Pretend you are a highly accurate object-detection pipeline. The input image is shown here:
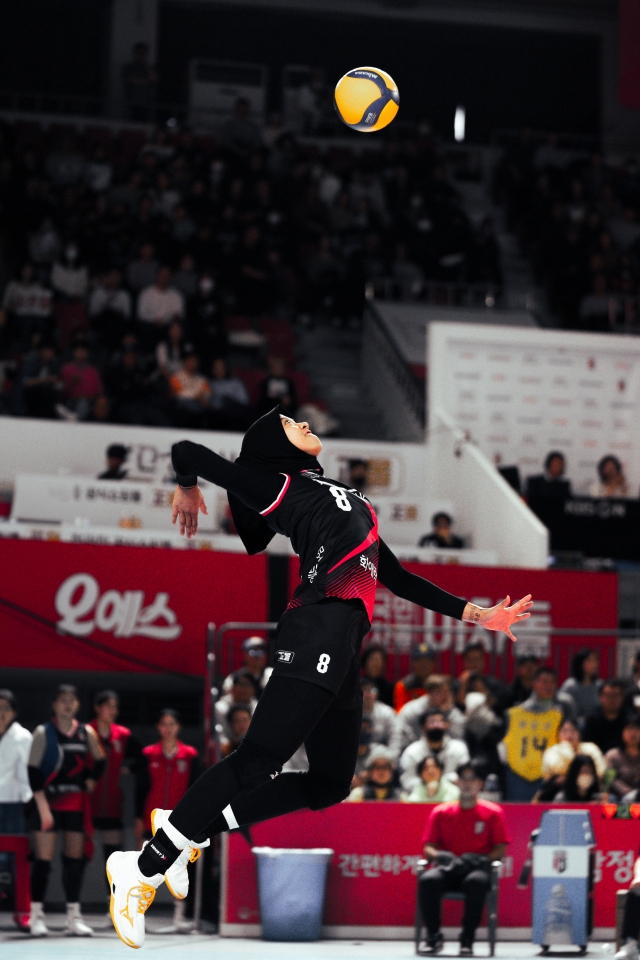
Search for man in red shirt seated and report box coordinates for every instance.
[419,758,509,957]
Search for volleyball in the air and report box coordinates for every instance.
[334,67,399,133]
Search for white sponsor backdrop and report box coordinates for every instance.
[428,322,640,495]
[0,417,441,544]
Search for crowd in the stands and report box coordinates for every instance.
[0,105,502,429]
[495,131,640,331]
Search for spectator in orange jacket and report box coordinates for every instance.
[394,645,436,712]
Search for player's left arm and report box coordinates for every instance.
[377,538,532,642]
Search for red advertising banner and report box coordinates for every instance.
[0,539,267,675]
[222,803,635,935]
[289,561,618,681]
[619,0,640,109]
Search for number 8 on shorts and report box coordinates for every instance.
[317,653,331,674]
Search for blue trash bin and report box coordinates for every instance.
[252,847,334,941]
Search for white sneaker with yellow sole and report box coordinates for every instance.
[106,850,164,949]
[150,808,210,900]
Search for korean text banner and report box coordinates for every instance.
[289,560,618,680]
[0,539,267,674]
[222,803,632,936]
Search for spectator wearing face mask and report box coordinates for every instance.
[399,709,470,795]
[347,749,401,802]
[405,755,461,804]
[536,719,605,802]
[455,643,505,713]
[553,754,603,802]
[392,675,466,758]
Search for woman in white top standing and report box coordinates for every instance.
[0,690,32,923]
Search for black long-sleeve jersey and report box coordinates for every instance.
[172,440,467,624]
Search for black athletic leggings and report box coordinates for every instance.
[169,675,362,843]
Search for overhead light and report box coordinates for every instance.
[454,106,465,142]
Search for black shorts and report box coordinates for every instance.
[272,599,370,708]
[28,806,84,833]
[93,816,123,831]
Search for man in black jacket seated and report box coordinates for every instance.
[525,451,572,501]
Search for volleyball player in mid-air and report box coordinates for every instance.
[107,406,532,948]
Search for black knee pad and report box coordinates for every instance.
[227,738,283,791]
[304,769,351,811]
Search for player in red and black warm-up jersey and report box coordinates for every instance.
[107,406,533,948]
[88,690,141,876]
[134,710,201,844]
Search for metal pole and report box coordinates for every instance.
[195,621,215,933]
[192,849,204,934]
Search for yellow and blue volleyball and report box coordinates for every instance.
[334,66,399,133]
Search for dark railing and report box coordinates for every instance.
[490,128,600,153]
[364,298,426,429]
[366,277,504,309]
[0,89,105,118]
[0,89,187,125]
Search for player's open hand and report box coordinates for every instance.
[172,484,208,538]
[479,594,533,643]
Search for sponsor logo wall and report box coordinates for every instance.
[222,804,629,936]
[0,539,267,674]
[428,323,640,495]
[0,417,427,498]
[0,418,429,541]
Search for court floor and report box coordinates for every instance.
[0,918,602,960]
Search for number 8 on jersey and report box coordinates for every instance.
[317,654,331,673]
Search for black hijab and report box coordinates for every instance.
[228,406,322,554]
